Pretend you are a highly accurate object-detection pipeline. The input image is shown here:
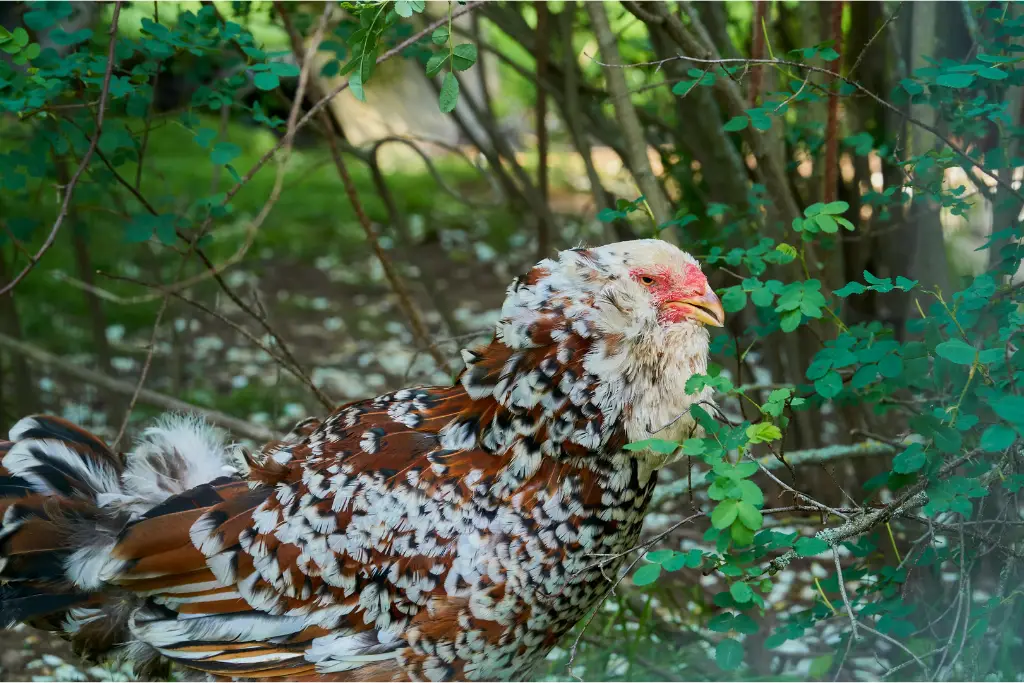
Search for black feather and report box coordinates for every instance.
[138,476,238,519]
[0,582,89,625]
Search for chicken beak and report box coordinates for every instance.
[671,289,725,327]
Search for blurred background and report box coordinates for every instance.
[0,1,1022,680]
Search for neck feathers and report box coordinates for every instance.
[457,257,712,464]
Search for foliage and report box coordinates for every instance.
[0,1,1022,682]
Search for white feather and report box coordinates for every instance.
[2,438,120,497]
[65,543,126,590]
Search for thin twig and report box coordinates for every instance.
[68,143,333,410]
[112,288,172,449]
[747,452,852,521]
[275,2,448,369]
[858,623,928,673]
[95,272,307,387]
[833,547,859,641]
[767,451,987,574]
[849,2,905,77]
[112,2,333,448]
[0,2,123,297]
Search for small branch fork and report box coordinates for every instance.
[111,2,333,449]
[274,1,447,369]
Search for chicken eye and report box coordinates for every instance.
[638,275,656,287]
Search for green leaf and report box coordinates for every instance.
[977,53,1017,63]
[901,78,924,95]
[438,71,459,113]
[795,536,830,556]
[348,69,365,102]
[711,500,739,529]
[746,422,782,444]
[194,128,217,149]
[980,424,1016,452]
[834,281,866,297]
[877,354,904,379]
[893,442,926,474]
[780,309,802,333]
[851,363,879,389]
[935,339,976,365]
[210,142,241,165]
[809,653,834,678]
[715,638,744,671]
[425,52,447,78]
[835,216,856,231]
[715,461,758,479]
[23,10,57,31]
[815,214,839,233]
[988,395,1024,426]
[645,549,674,564]
[749,113,772,131]
[978,66,1008,80]
[633,563,662,586]
[431,26,450,45]
[821,200,849,214]
[51,28,93,46]
[937,72,976,88]
[623,438,678,454]
[709,478,739,501]
[268,62,301,77]
[452,43,477,71]
[722,286,747,313]
[723,116,749,132]
[737,479,765,506]
[736,501,763,530]
[814,371,842,399]
[394,0,425,17]
[253,72,280,91]
[730,581,754,603]
[708,612,735,632]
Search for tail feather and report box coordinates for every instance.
[0,412,246,667]
[1,416,123,502]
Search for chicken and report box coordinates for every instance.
[0,239,724,681]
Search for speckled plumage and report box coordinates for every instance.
[0,240,723,681]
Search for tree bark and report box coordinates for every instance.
[905,1,952,302]
[586,2,675,236]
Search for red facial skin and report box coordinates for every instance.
[629,263,711,325]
